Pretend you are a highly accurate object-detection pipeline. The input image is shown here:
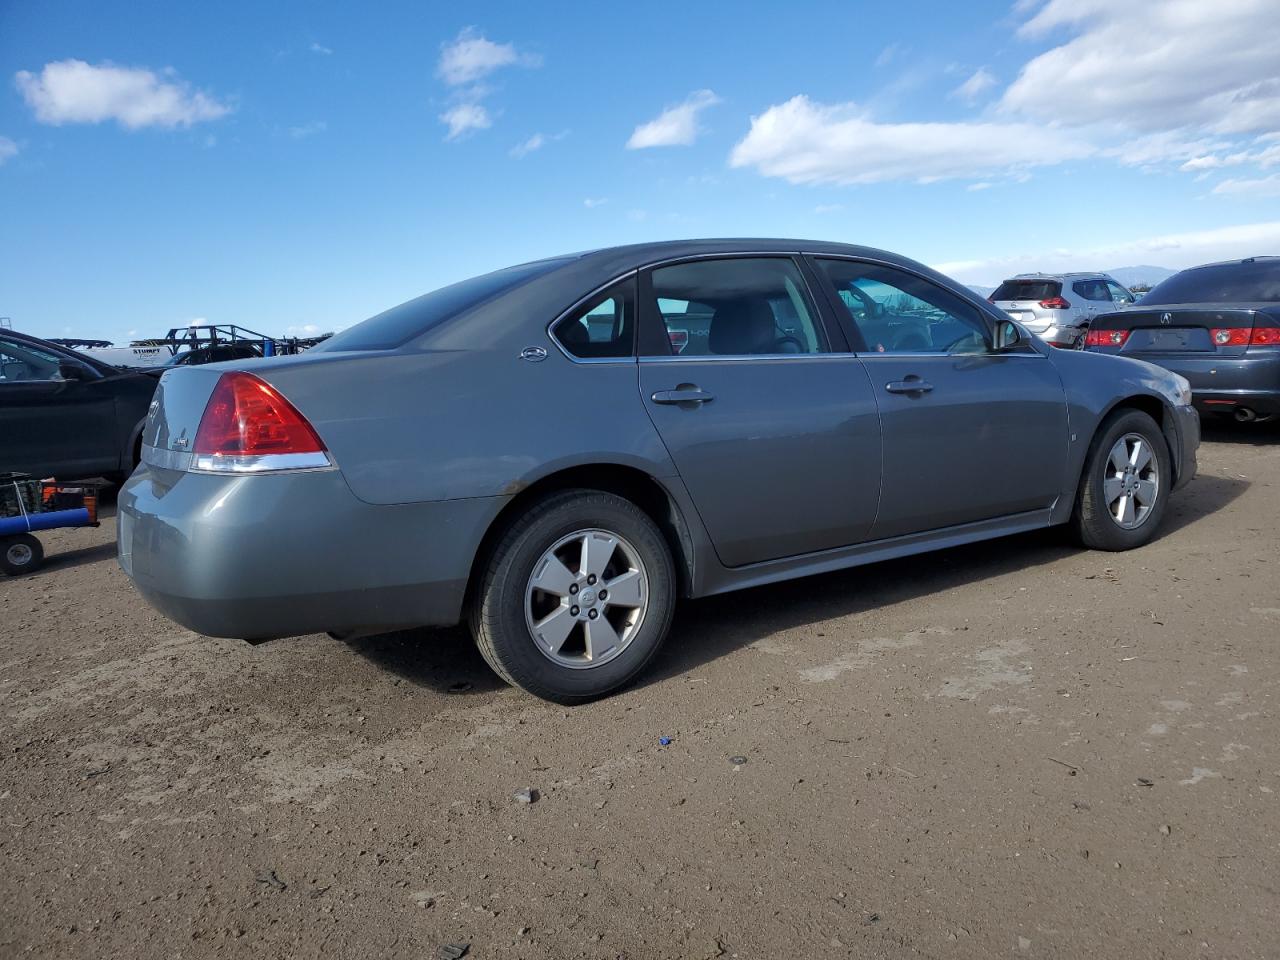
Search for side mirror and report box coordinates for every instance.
[994,319,1023,350]
[57,360,92,381]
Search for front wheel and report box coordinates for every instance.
[470,490,676,703]
[1071,409,1171,550]
[1,534,44,575]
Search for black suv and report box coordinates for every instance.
[0,329,159,480]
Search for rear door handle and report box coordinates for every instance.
[885,379,933,394]
[651,387,715,405]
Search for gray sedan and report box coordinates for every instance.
[119,240,1200,702]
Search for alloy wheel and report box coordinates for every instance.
[524,528,649,669]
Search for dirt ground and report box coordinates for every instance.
[2,420,1278,960]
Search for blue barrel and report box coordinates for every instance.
[0,507,92,536]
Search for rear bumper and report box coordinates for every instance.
[118,465,506,641]
[1120,351,1280,416]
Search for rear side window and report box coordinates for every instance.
[316,257,572,351]
[991,279,1061,301]
[1072,279,1111,301]
[1143,260,1280,304]
[552,278,635,359]
[643,258,826,357]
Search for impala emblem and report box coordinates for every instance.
[520,345,548,362]
[1160,313,1172,325]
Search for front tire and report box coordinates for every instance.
[1071,409,1171,550]
[1,534,44,575]
[470,490,676,704]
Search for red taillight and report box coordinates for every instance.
[1251,327,1280,345]
[193,372,326,458]
[668,329,689,354]
[1210,327,1250,347]
[1039,296,1070,309]
[1085,328,1129,347]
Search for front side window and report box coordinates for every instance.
[816,260,990,355]
[644,258,826,357]
[1106,281,1134,305]
[552,279,634,359]
[0,338,63,382]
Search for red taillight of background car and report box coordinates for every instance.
[1039,296,1070,309]
[1211,327,1280,346]
[191,372,330,471]
[668,329,689,354]
[1084,328,1130,347]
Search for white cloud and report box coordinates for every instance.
[627,89,720,149]
[1180,139,1280,172]
[511,132,545,157]
[510,130,566,158]
[874,44,900,68]
[1003,0,1280,136]
[1212,174,1280,198]
[934,220,1280,285]
[0,136,16,164]
[729,95,1092,185]
[967,181,993,191]
[439,103,491,140]
[951,67,996,103]
[437,27,539,86]
[15,59,231,129]
[583,197,608,208]
[287,120,327,139]
[309,42,333,55]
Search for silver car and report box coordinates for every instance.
[118,240,1199,703]
[990,273,1136,348]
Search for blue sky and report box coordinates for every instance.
[2,0,1279,344]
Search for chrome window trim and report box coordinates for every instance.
[805,252,1051,359]
[545,269,640,365]
[639,352,862,363]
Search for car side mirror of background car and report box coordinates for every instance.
[57,359,92,381]
[994,320,1023,351]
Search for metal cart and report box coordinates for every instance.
[0,474,104,575]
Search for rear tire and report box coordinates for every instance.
[1,534,44,575]
[470,489,676,704]
[1071,409,1171,550]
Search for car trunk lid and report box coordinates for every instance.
[1087,305,1273,358]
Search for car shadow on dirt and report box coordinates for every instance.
[1199,417,1280,445]
[344,472,1247,697]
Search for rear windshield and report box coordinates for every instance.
[316,257,570,351]
[1142,260,1280,305]
[991,280,1061,301]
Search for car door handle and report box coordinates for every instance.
[885,379,933,394]
[651,387,715,405]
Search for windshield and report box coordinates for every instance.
[316,257,572,352]
[991,280,1061,301]
[1143,260,1280,304]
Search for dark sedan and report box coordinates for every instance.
[0,329,159,480]
[119,239,1199,702]
[1084,257,1280,422]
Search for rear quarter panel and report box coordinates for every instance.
[257,348,677,506]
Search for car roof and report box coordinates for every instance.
[1173,255,1279,270]
[1003,272,1113,281]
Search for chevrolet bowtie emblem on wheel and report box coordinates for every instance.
[1160,313,1172,324]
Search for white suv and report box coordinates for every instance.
[989,273,1135,348]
